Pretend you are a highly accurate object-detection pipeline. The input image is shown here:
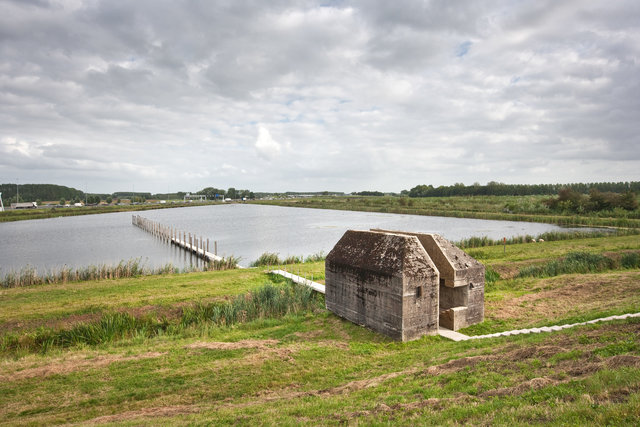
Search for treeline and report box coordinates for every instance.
[0,183,258,204]
[406,181,640,198]
[353,191,385,196]
[0,183,84,204]
[196,187,254,200]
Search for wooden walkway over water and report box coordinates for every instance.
[132,215,242,267]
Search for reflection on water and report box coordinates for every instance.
[0,204,595,273]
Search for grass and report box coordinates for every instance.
[517,252,619,278]
[1,281,323,355]
[250,251,326,267]
[0,256,241,288]
[0,236,639,424]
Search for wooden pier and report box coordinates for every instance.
[132,215,242,267]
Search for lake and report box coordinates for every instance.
[0,203,595,273]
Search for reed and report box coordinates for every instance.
[251,252,282,267]
[251,251,326,267]
[0,257,238,288]
[517,252,618,278]
[0,282,323,354]
[180,281,322,328]
[304,251,326,263]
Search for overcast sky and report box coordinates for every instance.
[1,0,639,194]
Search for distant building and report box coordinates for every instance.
[325,229,484,341]
[11,202,37,209]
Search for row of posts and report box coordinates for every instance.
[132,214,218,260]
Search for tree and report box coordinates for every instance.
[619,191,639,211]
[106,196,113,204]
[227,187,238,200]
[60,198,66,205]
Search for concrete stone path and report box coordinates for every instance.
[270,270,326,294]
[445,312,640,341]
[270,270,640,342]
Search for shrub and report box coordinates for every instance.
[251,252,282,267]
[621,252,640,269]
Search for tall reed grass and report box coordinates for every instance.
[180,281,322,327]
[516,251,640,278]
[0,281,323,354]
[1,257,240,288]
[251,251,326,267]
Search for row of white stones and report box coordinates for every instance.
[465,312,640,340]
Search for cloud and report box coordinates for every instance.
[0,0,638,193]
[254,126,282,160]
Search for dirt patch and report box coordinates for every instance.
[216,323,639,414]
[186,339,297,364]
[2,305,184,333]
[185,339,280,351]
[315,340,350,350]
[291,330,324,339]
[422,355,490,376]
[224,368,418,409]
[605,355,640,368]
[488,271,640,325]
[492,258,548,279]
[3,351,165,382]
[86,405,199,424]
[482,377,556,397]
[1,313,102,333]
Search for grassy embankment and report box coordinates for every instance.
[1,234,640,424]
[252,195,640,228]
[0,201,220,223]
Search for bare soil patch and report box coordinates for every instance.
[1,305,184,333]
[185,339,280,351]
[2,351,165,382]
[488,271,640,324]
[86,405,200,424]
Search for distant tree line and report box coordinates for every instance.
[406,181,640,198]
[196,187,254,200]
[0,183,84,204]
[352,191,385,196]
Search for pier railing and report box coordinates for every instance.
[132,215,242,268]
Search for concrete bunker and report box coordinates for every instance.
[325,229,484,341]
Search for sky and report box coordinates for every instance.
[1,0,639,194]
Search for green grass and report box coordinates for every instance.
[1,281,323,355]
[0,257,240,288]
[517,252,618,278]
[250,251,326,267]
[1,236,639,425]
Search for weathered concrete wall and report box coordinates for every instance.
[370,229,485,331]
[325,230,439,341]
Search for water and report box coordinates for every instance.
[0,204,595,273]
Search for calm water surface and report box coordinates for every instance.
[0,204,593,273]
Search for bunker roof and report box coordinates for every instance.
[326,230,438,278]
